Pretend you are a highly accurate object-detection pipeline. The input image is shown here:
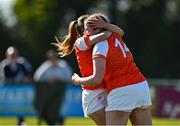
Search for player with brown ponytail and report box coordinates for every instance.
[54,13,124,125]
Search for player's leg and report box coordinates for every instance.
[89,108,106,125]
[106,110,131,126]
[129,107,152,125]
[129,80,152,125]
[105,86,133,126]
[82,89,107,125]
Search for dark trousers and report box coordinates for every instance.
[34,82,67,125]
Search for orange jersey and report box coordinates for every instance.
[92,34,145,93]
[74,35,105,90]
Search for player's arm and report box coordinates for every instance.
[72,41,108,86]
[87,16,124,37]
[103,23,124,36]
[88,31,112,46]
[72,58,106,86]
[75,32,111,51]
[80,17,124,49]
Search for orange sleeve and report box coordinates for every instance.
[83,35,91,49]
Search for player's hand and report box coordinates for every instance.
[72,73,81,85]
[86,16,107,29]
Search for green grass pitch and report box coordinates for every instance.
[0,117,180,125]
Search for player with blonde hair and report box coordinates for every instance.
[55,13,124,125]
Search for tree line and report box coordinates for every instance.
[0,0,180,78]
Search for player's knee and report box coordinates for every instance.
[89,113,106,125]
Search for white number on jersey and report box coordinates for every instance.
[115,39,129,58]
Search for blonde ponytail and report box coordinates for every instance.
[55,20,78,57]
[54,15,89,57]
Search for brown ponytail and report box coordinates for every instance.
[55,20,78,57]
[54,15,89,57]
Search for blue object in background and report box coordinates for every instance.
[0,84,83,117]
[60,84,83,117]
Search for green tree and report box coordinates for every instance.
[13,0,96,70]
[6,0,180,78]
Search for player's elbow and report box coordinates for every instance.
[104,31,112,38]
[94,78,103,85]
[92,75,103,85]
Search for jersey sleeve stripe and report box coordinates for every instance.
[92,54,106,60]
[114,33,125,45]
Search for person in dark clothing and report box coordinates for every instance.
[0,46,33,126]
[3,61,30,83]
[1,46,32,83]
